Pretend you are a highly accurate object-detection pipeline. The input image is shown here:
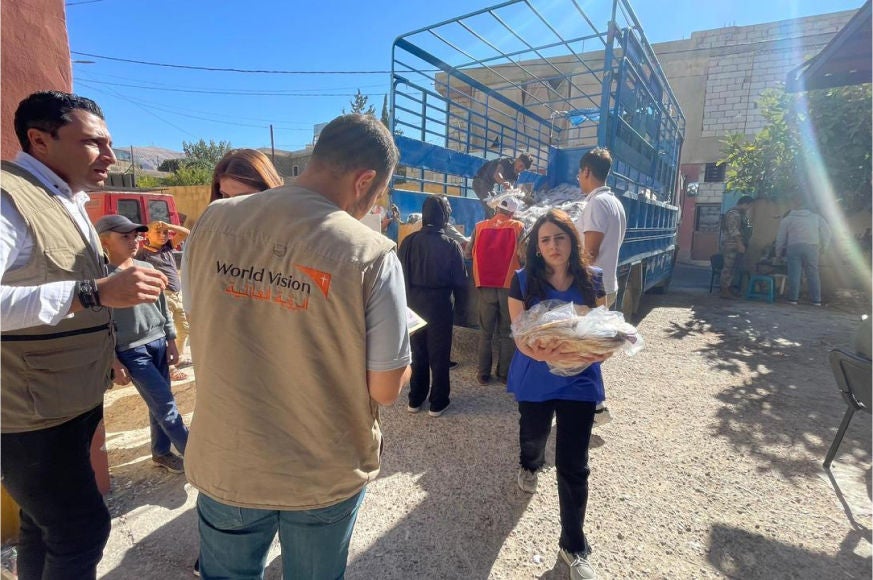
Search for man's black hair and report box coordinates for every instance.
[517,153,533,170]
[14,91,105,153]
[579,147,612,182]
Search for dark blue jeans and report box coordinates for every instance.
[197,488,366,579]
[518,399,596,556]
[1,405,111,579]
[116,338,188,456]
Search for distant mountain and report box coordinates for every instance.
[113,146,184,171]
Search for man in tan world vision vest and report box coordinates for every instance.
[1,91,168,579]
[182,114,412,579]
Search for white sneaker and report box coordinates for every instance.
[407,403,422,414]
[517,467,538,493]
[592,406,612,427]
[559,547,597,579]
[428,402,450,417]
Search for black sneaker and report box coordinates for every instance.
[152,452,184,474]
[193,557,200,576]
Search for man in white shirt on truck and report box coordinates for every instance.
[575,147,626,426]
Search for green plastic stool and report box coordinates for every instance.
[745,275,775,303]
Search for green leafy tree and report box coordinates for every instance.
[182,139,232,169]
[157,158,183,173]
[804,84,871,209]
[153,139,232,186]
[344,90,376,116]
[721,86,871,211]
[163,164,213,186]
[135,174,166,188]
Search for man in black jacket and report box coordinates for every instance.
[398,195,468,417]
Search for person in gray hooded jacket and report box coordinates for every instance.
[775,198,832,305]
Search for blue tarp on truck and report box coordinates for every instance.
[389,0,685,317]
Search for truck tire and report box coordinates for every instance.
[647,275,671,295]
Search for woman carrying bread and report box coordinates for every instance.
[506,208,610,580]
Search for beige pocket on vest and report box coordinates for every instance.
[22,343,111,419]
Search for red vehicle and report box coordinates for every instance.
[85,189,182,227]
[85,189,183,240]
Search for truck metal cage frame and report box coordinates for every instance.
[390,0,685,205]
[389,0,687,309]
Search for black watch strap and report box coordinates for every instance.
[77,279,101,309]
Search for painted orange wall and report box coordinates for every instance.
[1,0,72,159]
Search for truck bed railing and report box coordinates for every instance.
[391,0,684,201]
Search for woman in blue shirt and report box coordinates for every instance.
[506,209,608,580]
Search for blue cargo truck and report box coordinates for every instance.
[388,0,685,318]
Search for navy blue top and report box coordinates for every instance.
[385,219,399,242]
[506,267,606,403]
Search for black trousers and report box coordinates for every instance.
[1,405,111,580]
[518,399,596,556]
[408,287,455,411]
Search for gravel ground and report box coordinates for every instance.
[95,265,871,579]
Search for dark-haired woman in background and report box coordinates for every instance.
[506,208,609,580]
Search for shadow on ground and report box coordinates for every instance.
[708,524,871,579]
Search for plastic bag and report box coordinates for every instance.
[483,190,526,210]
[511,300,644,376]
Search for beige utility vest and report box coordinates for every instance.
[184,186,395,510]
[1,162,113,433]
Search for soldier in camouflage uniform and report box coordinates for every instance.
[719,195,755,298]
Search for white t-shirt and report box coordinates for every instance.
[574,186,627,294]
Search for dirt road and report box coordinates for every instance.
[95,263,871,579]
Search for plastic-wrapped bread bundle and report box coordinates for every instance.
[511,300,644,376]
[483,189,527,210]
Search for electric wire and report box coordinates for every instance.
[75,76,382,98]
[76,80,313,132]
[72,69,387,93]
[72,51,392,74]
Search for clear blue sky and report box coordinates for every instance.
[66,0,864,154]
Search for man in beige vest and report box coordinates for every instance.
[1,91,168,580]
[182,114,411,579]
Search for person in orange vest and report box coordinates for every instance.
[466,196,525,384]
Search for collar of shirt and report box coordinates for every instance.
[13,152,90,205]
[584,185,612,201]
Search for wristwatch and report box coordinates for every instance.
[76,279,102,309]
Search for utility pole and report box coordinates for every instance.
[130,145,136,188]
[270,125,276,164]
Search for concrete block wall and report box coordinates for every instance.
[697,11,854,138]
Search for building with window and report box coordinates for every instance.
[654,8,857,260]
